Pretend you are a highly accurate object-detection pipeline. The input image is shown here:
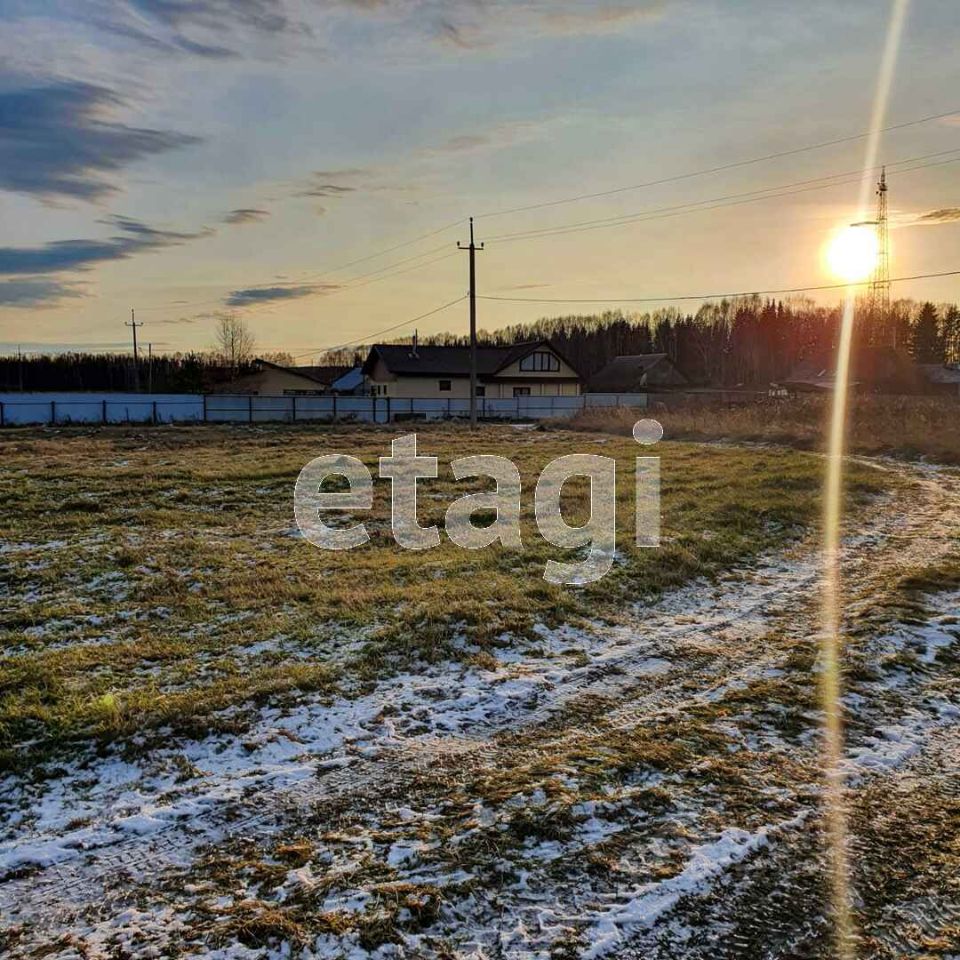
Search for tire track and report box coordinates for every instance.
[2,458,958,954]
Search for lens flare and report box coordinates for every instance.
[825,225,879,283]
[820,3,910,958]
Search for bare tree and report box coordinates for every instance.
[214,314,256,373]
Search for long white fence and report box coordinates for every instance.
[0,392,648,427]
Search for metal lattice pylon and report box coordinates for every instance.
[870,167,891,320]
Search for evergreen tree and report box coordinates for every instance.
[911,302,942,363]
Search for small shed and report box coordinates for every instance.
[783,347,927,395]
[588,354,689,393]
[919,363,960,397]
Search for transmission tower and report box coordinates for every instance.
[870,167,891,322]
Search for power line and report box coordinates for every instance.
[291,217,465,285]
[122,110,960,315]
[477,268,960,305]
[132,246,458,314]
[319,246,455,292]
[476,107,960,220]
[290,294,467,359]
[484,149,960,244]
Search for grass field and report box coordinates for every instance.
[0,423,883,767]
[2,422,958,960]
[568,394,960,464]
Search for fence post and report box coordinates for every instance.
[202,394,208,423]
[386,397,391,422]
[0,401,4,428]
[51,400,56,425]
[332,394,337,421]
[248,395,253,423]
[516,396,521,419]
[292,396,297,423]
[152,400,158,425]
[447,397,452,419]
[102,399,107,424]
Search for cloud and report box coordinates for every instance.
[542,3,667,33]
[917,208,960,224]
[225,283,338,306]
[128,0,293,35]
[351,1,668,49]
[427,118,557,156]
[94,0,308,58]
[223,207,270,224]
[0,340,153,353]
[0,277,87,308]
[295,173,360,199]
[0,215,213,275]
[0,78,200,202]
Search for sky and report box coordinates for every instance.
[1,0,959,358]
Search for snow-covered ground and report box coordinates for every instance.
[2,459,959,958]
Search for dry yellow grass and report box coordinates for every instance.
[0,422,887,765]
[568,395,960,464]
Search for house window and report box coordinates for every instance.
[476,386,486,397]
[513,387,531,397]
[519,351,560,373]
[439,380,452,392]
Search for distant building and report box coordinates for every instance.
[329,366,365,395]
[918,362,960,397]
[782,346,927,395]
[214,359,350,395]
[587,354,689,393]
[362,339,583,399]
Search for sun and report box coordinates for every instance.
[824,224,879,283]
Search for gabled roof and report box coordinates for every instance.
[295,364,352,386]
[362,340,582,379]
[252,358,328,385]
[783,346,927,393]
[330,366,364,391]
[588,354,688,392]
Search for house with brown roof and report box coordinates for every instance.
[214,359,350,395]
[361,339,583,399]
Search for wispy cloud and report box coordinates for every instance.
[225,283,338,306]
[916,208,960,224]
[223,207,270,225]
[0,277,87,308]
[0,340,169,354]
[294,169,368,199]
[0,216,213,275]
[0,78,200,203]
[355,1,668,50]
[297,182,356,198]
[426,118,558,156]
[95,0,308,59]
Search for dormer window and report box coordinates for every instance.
[520,351,560,372]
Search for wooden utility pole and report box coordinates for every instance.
[17,346,24,391]
[125,308,143,391]
[147,342,153,394]
[458,217,484,427]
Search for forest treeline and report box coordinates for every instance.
[421,296,960,385]
[3,296,958,392]
[0,352,257,393]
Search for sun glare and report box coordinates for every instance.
[825,224,880,283]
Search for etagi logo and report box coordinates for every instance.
[294,419,663,585]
